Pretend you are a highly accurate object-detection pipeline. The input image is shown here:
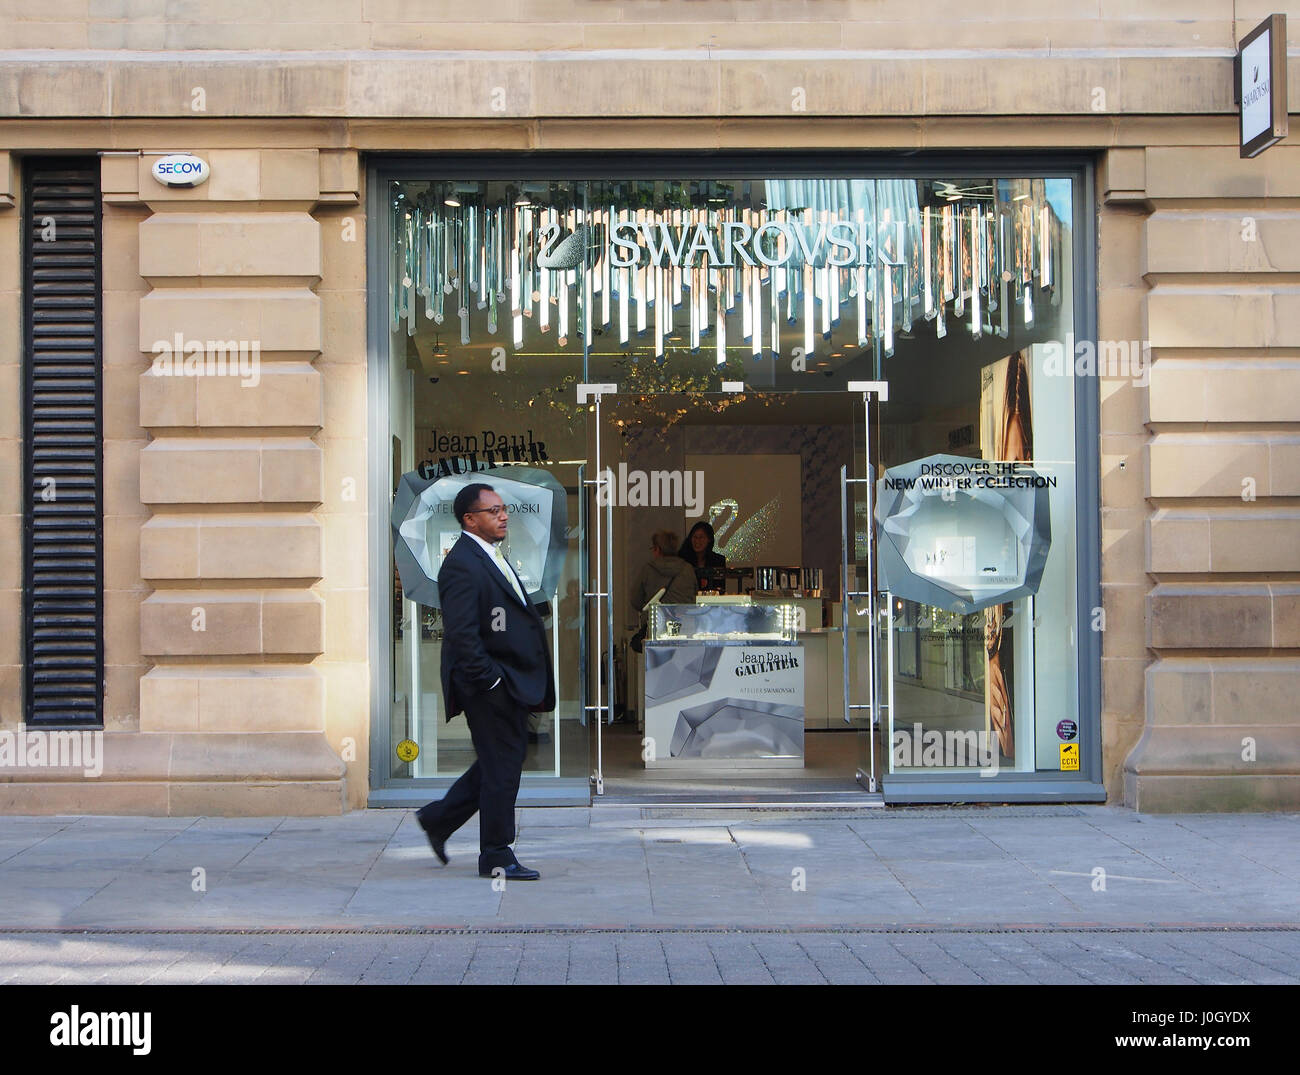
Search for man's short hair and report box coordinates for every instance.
[454,482,496,526]
[651,530,678,556]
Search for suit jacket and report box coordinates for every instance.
[437,532,556,721]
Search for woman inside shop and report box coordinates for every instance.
[678,521,727,592]
[629,530,698,656]
[632,530,699,613]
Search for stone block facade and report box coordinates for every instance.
[0,1,1297,812]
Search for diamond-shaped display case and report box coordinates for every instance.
[874,453,1052,614]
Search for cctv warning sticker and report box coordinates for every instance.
[396,739,420,763]
[1059,743,1080,771]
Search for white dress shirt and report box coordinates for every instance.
[464,530,526,603]
[461,530,526,691]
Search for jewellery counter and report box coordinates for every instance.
[643,602,805,769]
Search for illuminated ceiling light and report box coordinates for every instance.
[444,196,461,207]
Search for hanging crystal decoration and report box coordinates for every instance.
[900,215,912,334]
[714,264,726,367]
[619,214,630,347]
[878,209,896,358]
[602,204,613,330]
[1039,202,1052,289]
[982,210,995,337]
[770,259,781,360]
[387,179,1063,375]
[855,207,868,347]
[935,204,948,340]
[997,210,1011,339]
[635,209,647,338]
[654,257,665,363]
[922,207,934,320]
[941,205,954,303]
[953,204,965,319]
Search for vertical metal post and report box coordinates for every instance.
[845,380,888,793]
[861,391,878,789]
[592,390,605,794]
[578,384,617,796]
[577,462,587,731]
[605,457,615,738]
[840,464,851,727]
[885,588,895,777]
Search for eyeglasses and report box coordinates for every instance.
[467,505,509,517]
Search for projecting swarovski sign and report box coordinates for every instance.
[608,218,874,269]
[1237,14,1288,159]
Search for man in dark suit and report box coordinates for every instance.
[414,482,555,881]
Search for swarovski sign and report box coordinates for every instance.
[1236,14,1288,159]
[608,217,873,269]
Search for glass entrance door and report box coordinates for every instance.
[585,389,873,797]
[841,383,889,794]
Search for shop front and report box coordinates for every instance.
[366,154,1103,808]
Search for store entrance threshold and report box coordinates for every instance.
[596,723,883,808]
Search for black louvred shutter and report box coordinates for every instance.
[22,158,103,727]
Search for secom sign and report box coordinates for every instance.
[151,154,210,188]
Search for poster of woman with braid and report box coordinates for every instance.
[979,348,1034,760]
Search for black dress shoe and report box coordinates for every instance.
[414,811,448,865]
[479,862,540,881]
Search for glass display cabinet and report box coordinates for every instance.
[644,602,805,768]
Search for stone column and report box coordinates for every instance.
[127,149,352,814]
[1123,145,1300,810]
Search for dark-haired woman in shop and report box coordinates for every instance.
[678,521,726,591]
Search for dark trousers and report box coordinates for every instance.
[418,687,529,872]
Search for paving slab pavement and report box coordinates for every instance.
[0,805,1297,931]
[1,929,1296,985]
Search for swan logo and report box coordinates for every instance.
[703,495,782,565]
[537,222,599,270]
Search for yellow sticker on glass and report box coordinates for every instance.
[1059,743,1079,771]
[396,738,419,763]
